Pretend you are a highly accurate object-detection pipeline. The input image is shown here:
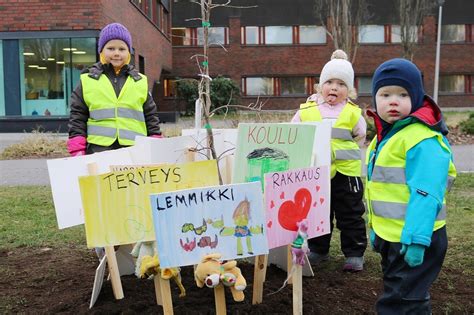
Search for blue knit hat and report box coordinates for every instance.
[372,58,425,113]
[98,23,132,53]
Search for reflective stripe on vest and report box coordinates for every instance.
[81,73,148,146]
[299,101,362,177]
[365,123,457,242]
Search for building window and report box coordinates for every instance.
[243,77,274,96]
[163,78,178,97]
[20,37,96,116]
[131,0,166,31]
[139,55,145,74]
[391,25,418,43]
[279,77,306,95]
[171,28,192,46]
[265,26,293,44]
[356,77,373,94]
[299,25,326,44]
[197,27,228,46]
[242,26,259,44]
[358,25,385,43]
[439,75,465,93]
[441,24,466,43]
[0,40,4,116]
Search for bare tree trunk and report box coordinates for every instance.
[198,0,222,185]
[315,0,368,62]
[398,0,436,60]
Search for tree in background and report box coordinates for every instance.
[397,0,436,60]
[314,0,370,62]
[176,76,240,115]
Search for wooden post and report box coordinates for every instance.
[292,265,303,315]
[87,163,124,300]
[287,245,293,285]
[252,254,268,304]
[153,276,163,306]
[214,284,226,315]
[159,277,174,315]
[185,148,195,162]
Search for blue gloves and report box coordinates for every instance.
[369,229,376,250]
[400,244,426,267]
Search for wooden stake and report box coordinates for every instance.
[214,284,226,315]
[287,245,293,285]
[292,265,303,315]
[185,148,195,162]
[252,254,268,304]
[159,277,174,315]
[153,276,163,306]
[87,163,124,300]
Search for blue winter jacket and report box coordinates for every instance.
[366,96,454,247]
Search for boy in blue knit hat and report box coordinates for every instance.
[67,22,162,158]
[365,58,456,313]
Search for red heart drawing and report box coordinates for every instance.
[320,197,325,205]
[270,200,275,209]
[280,192,285,199]
[316,185,321,192]
[278,188,312,231]
[267,221,272,228]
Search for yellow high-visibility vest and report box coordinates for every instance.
[81,73,148,146]
[299,101,362,178]
[365,123,457,242]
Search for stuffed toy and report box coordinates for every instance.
[194,253,247,302]
[131,241,186,297]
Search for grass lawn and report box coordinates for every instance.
[1,174,473,272]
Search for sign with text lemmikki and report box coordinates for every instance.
[151,182,268,268]
[79,160,219,247]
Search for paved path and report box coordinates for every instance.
[1,144,472,186]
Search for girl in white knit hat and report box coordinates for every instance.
[292,50,367,272]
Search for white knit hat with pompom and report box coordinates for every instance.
[319,50,354,90]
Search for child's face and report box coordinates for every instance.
[375,85,412,124]
[102,39,129,68]
[321,79,348,105]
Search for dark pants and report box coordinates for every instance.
[373,226,447,315]
[86,140,126,154]
[308,171,367,257]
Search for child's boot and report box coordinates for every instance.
[343,256,364,272]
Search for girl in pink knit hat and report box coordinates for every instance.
[67,22,162,158]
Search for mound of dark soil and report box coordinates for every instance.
[1,246,472,314]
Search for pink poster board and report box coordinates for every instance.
[264,166,331,249]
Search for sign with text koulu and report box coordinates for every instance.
[79,160,219,247]
[264,166,331,249]
[150,181,268,268]
[232,123,317,187]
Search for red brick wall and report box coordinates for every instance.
[159,15,474,111]
[0,0,172,90]
[0,0,102,31]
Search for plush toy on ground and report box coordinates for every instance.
[194,253,247,302]
[131,241,186,297]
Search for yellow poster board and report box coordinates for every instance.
[80,160,219,247]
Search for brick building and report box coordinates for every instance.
[160,0,474,112]
[0,0,171,132]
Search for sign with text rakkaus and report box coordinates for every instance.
[79,160,219,247]
[264,166,331,249]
